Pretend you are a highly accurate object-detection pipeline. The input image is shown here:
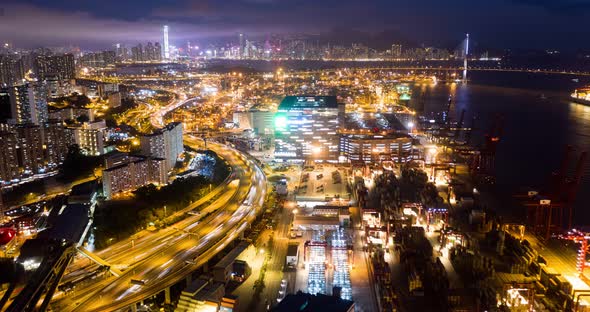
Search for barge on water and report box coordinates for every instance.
[570,88,590,106]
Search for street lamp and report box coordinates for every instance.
[163,205,167,226]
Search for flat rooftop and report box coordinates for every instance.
[279,96,339,110]
[38,204,90,243]
[295,165,348,202]
[213,241,251,270]
[344,113,407,132]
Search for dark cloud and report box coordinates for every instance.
[0,4,227,48]
[0,0,589,50]
[509,0,590,13]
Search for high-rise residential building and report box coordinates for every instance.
[0,87,12,123]
[97,83,119,98]
[33,82,48,124]
[71,120,107,156]
[145,42,156,61]
[6,83,34,124]
[102,50,116,65]
[163,25,170,60]
[0,121,70,183]
[44,74,69,98]
[79,51,116,67]
[115,43,126,60]
[0,130,19,183]
[34,54,75,81]
[44,120,70,168]
[274,96,344,161]
[141,132,164,157]
[0,55,24,86]
[16,124,45,174]
[391,44,402,59]
[2,83,48,125]
[140,122,183,170]
[102,154,167,199]
[131,44,143,62]
[154,43,162,61]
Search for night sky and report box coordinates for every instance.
[0,0,589,50]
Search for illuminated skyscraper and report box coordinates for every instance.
[239,33,244,58]
[163,25,170,60]
[391,44,402,59]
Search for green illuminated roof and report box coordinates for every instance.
[278,96,339,110]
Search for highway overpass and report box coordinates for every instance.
[49,140,266,311]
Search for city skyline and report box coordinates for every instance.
[2,2,590,312]
[1,0,590,50]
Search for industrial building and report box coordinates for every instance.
[175,278,236,312]
[286,243,299,269]
[232,109,275,135]
[274,96,344,162]
[175,242,253,312]
[212,241,252,284]
[339,133,413,164]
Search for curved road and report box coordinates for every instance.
[50,138,266,311]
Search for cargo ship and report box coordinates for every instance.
[570,88,590,106]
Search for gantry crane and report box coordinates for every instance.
[561,229,590,277]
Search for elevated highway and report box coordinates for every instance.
[49,139,266,311]
[83,66,590,83]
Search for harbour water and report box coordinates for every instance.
[411,71,590,226]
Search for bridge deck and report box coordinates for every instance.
[77,247,123,277]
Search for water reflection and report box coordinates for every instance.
[414,83,590,225]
